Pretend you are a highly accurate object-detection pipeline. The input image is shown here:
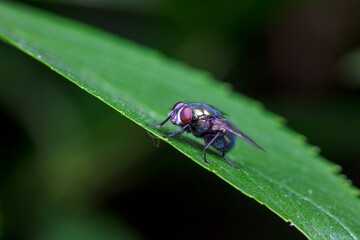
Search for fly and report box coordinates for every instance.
[144,102,265,169]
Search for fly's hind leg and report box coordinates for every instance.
[222,145,241,170]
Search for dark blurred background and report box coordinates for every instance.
[1,0,360,239]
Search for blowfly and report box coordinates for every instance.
[145,102,265,169]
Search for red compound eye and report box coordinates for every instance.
[180,106,192,124]
[172,101,183,110]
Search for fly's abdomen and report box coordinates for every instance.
[212,131,237,153]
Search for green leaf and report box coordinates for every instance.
[0,2,359,239]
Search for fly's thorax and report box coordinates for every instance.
[192,108,212,120]
[188,103,222,116]
[189,106,218,135]
[192,118,209,133]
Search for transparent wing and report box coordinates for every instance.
[214,118,266,152]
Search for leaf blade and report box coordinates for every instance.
[0,2,359,239]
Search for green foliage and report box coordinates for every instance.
[0,2,359,239]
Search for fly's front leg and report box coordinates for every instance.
[163,124,190,138]
[144,116,171,127]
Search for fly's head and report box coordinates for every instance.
[169,102,193,126]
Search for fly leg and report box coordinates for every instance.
[203,131,221,165]
[163,124,190,138]
[144,116,171,127]
[222,145,240,170]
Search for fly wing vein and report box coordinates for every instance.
[214,118,266,152]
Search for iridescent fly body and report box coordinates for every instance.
[145,102,265,169]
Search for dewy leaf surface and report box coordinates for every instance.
[0,2,359,239]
